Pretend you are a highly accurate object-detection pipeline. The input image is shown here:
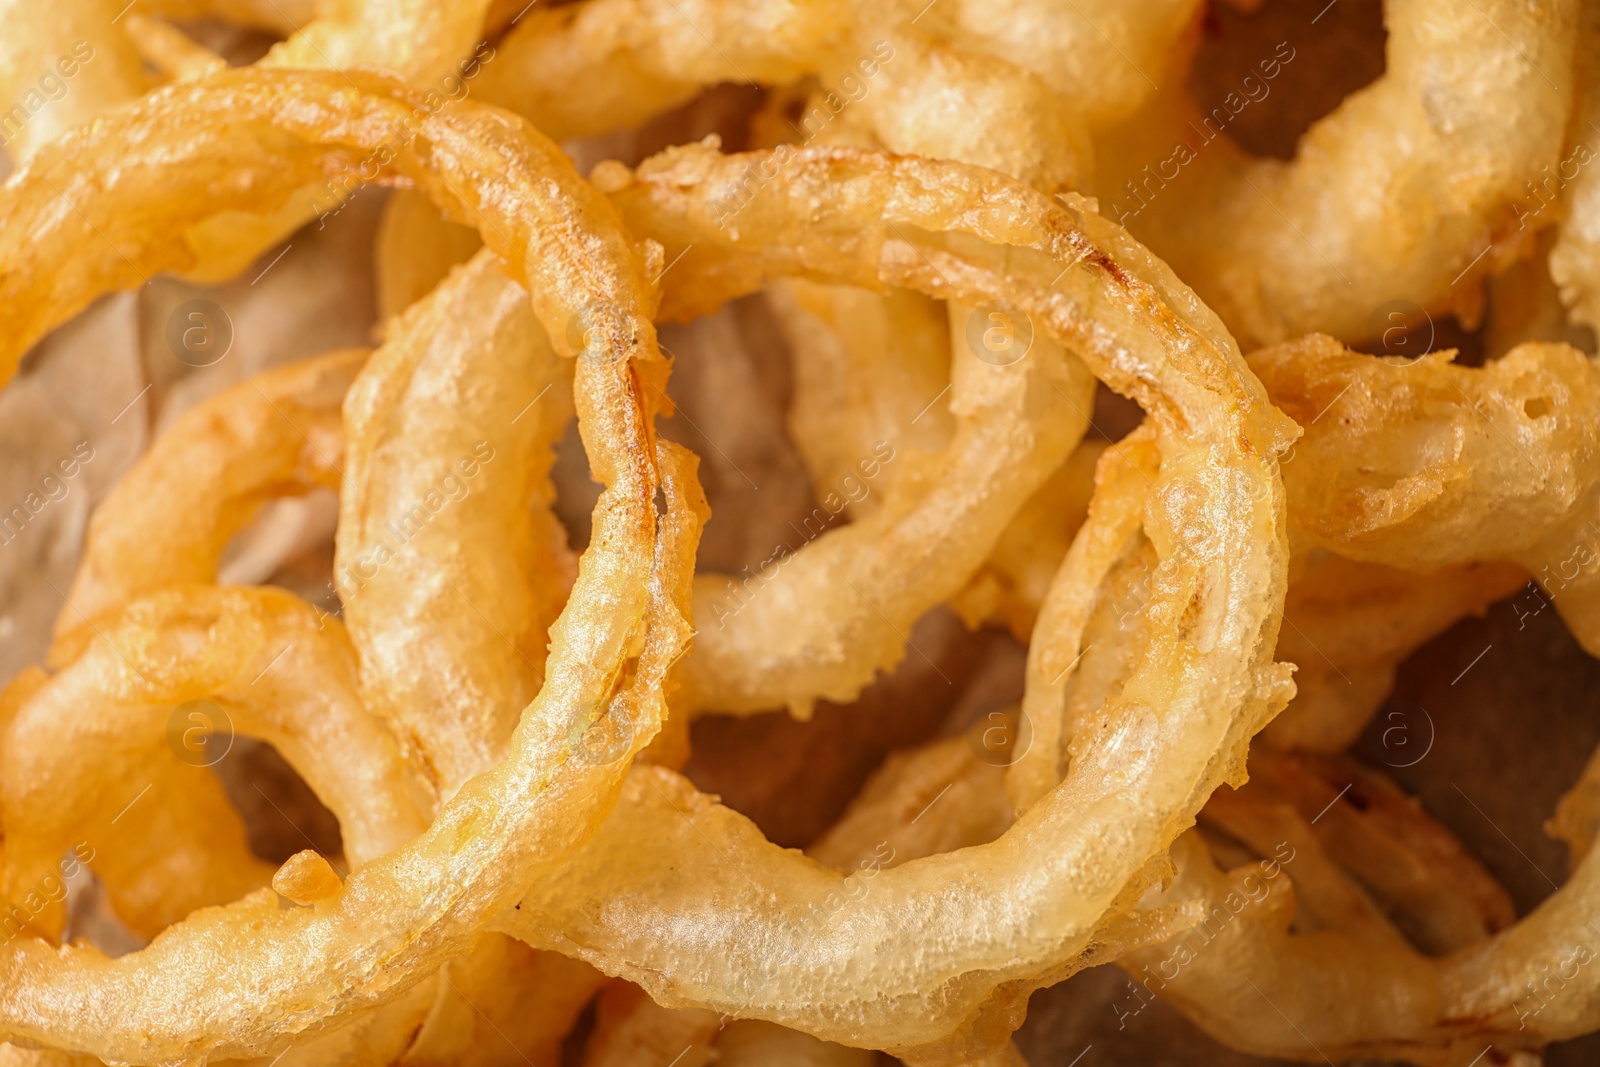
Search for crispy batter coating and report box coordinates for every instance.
[1110,0,1578,347]
[0,71,691,1064]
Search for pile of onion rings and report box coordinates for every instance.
[2,3,1599,1065]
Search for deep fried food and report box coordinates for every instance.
[1109,0,1578,347]
[0,70,691,1063]
[2,6,1597,1065]
[1250,335,1600,654]
[494,140,1295,1059]
[52,349,365,665]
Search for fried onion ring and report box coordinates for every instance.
[1249,335,1600,654]
[493,140,1295,1059]
[0,70,688,1063]
[338,248,576,794]
[1,586,427,940]
[1105,0,1579,347]
[51,348,366,666]
[1175,337,1600,1052]
[482,0,1193,191]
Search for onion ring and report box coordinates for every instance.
[482,0,1191,190]
[2,586,427,939]
[338,247,576,794]
[30,259,596,1064]
[495,140,1295,1059]
[680,289,1094,716]
[0,70,685,1063]
[51,347,366,666]
[1113,741,1600,1061]
[1248,334,1600,654]
[2,0,495,283]
[1106,0,1579,347]
[1089,333,1600,1058]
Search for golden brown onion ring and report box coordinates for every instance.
[51,348,366,666]
[1249,335,1600,654]
[682,290,1094,716]
[0,665,272,945]
[0,454,694,1061]
[35,208,615,1067]
[337,245,608,1060]
[773,283,955,518]
[1118,775,1600,1061]
[1,586,428,940]
[490,3,1174,712]
[1116,832,1447,1061]
[2,0,494,283]
[1106,0,1578,347]
[0,69,664,386]
[40,262,593,1066]
[769,287,1104,653]
[482,0,1192,189]
[596,143,1267,726]
[1112,752,1593,1063]
[1014,340,1600,1061]
[338,248,576,795]
[0,70,684,1064]
[477,0,838,142]
[497,140,1295,1059]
